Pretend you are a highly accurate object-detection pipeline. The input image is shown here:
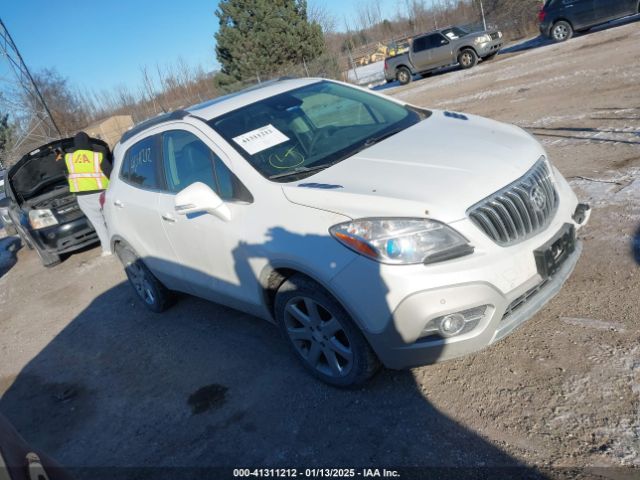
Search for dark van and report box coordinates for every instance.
[538,0,638,41]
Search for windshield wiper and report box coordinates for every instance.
[268,164,331,181]
[362,127,406,149]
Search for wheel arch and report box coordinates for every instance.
[456,45,478,57]
[552,18,574,29]
[395,64,412,74]
[258,262,363,330]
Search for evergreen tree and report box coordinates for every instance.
[0,111,14,170]
[214,0,325,85]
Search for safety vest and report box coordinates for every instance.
[64,149,110,193]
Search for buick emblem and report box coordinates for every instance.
[529,185,546,212]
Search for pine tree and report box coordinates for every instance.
[0,112,14,170]
[214,0,325,85]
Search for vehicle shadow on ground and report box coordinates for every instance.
[0,228,544,479]
[0,236,21,278]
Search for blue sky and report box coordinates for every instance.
[1,0,400,95]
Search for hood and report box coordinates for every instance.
[8,137,109,203]
[282,110,545,223]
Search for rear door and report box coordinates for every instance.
[409,35,431,71]
[557,0,596,29]
[109,134,182,289]
[594,0,635,19]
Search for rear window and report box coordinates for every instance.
[120,136,160,189]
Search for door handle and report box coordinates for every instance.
[161,213,176,223]
[113,200,124,208]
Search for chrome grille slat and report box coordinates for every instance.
[497,195,525,237]
[468,158,559,246]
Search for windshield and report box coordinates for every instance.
[208,81,423,182]
[442,27,469,39]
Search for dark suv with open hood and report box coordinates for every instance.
[4,137,110,267]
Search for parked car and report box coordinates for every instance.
[4,138,109,266]
[105,78,590,386]
[384,26,503,85]
[539,0,639,42]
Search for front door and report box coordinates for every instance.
[428,34,453,68]
[155,126,255,307]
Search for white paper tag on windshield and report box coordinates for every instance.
[232,124,289,155]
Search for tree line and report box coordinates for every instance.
[1,0,542,167]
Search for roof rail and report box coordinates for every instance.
[120,110,189,144]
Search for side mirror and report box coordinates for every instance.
[174,182,231,221]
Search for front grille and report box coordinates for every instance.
[467,158,558,246]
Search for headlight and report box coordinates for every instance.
[474,34,491,44]
[329,218,473,265]
[29,209,58,229]
[498,31,503,39]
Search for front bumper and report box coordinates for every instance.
[29,216,98,254]
[329,178,588,369]
[370,240,582,369]
[476,39,503,57]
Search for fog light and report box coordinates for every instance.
[420,305,490,340]
[439,313,465,337]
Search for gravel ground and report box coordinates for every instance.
[1,18,639,479]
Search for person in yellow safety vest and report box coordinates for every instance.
[62,132,113,257]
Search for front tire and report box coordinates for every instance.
[275,274,380,387]
[551,21,573,42]
[396,66,412,85]
[457,49,478,69]
[115,243,173,313]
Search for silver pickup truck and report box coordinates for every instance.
[384,26,503,85]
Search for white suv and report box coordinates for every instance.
[105,78,590,386]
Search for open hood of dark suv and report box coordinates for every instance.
[7,137,110,203]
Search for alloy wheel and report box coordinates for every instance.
[283,296,354,378]
[553,24,568,40]
[127,262,156,305]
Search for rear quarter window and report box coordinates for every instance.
[120,136,160,189]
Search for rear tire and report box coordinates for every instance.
[115,243,174,313]
[396,66,412,85]
[551,20,573,42]
[457,49,478,69]
[275,274,380,387]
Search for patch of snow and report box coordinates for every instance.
[346,61,385,86]
[560,317,626,332]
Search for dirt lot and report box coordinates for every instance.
[1,18,639,478]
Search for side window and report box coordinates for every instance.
[412,36,428,52]
[433,34,449,47]
[121,136,160,189]
[162,130,251,202]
